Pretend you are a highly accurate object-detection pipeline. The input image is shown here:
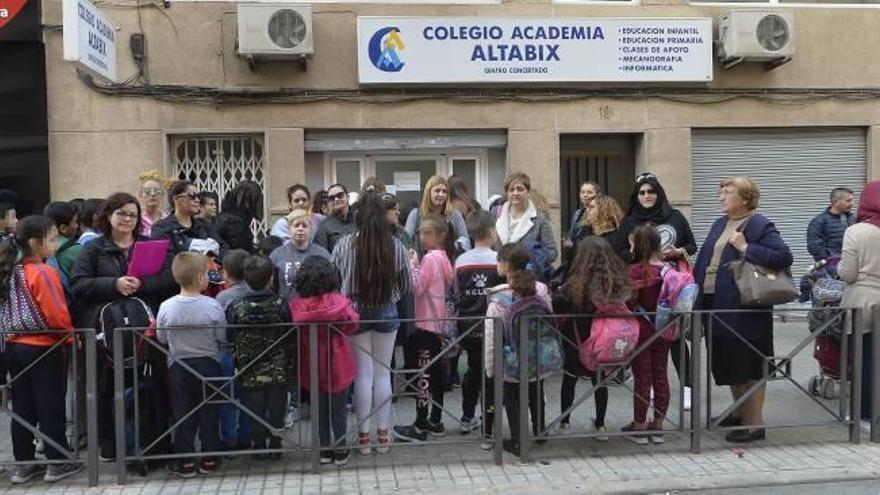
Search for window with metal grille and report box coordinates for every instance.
[170,134,269,239]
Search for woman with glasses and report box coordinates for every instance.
[404,175,471,256]
[152,180,226,259]
[138,169,170,237]
[270,184,326,242]
[70,192,177,464]
[622,172,698,411]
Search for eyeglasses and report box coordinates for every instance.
[330,191,347,201]
[636,173,657,184]
[638,189,657,196]
[142,187,164,196]
[176,192,200,201]
[113,211,139,220]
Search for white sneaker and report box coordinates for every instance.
[683,387,692,412]
[479,441,493,451]
[861,419,872,434]
[593,425,609,442]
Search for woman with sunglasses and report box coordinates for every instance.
[152,180,227,260]
[622,172,698,411]
[138,169,170,237]
[70,192,177,464]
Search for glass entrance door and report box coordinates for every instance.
[373,157,442,225]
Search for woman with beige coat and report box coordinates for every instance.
[839,180,880,428]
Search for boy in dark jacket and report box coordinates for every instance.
[453,211,502,440]
[226,255,293,460]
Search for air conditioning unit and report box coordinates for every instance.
[237,4,313,66]
[717,11,794,70]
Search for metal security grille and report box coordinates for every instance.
[170,134,269,238]
[692,127,866,277]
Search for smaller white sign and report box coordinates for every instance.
[63,0,117,82]
[394,171,422,191]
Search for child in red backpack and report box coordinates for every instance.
[624,224,671,445]
[291,256,359,466]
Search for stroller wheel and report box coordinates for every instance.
[822,379,838,400]
[809,376,821,396]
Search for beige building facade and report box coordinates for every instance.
[41,0,880,268]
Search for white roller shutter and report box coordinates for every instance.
[692,127,867,277]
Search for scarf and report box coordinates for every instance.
[497,201,537,245]
[857,180,880,228]
[625,176,674,225]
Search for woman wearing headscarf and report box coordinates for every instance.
[839,180,880,430]
[622,172,698,410]
[214,180,264,253]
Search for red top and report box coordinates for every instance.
[6,258,74,347]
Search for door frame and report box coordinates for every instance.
[323,148,490,204]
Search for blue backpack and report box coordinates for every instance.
[524,239,554,283]
[46,239,77,307]
[501,294,563,381]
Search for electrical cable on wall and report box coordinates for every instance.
[76,70,880,108]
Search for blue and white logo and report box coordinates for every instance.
[368,26,405,72]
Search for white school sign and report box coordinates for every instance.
[357,17,713,84]
[63,0,117,82]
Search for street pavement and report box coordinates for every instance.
[2,319,879,494]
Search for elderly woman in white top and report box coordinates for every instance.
[495,172,557,279]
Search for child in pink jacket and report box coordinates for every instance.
[393,214,454,442]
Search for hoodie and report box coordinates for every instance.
[412,250,455,334]
[292,292,359,393]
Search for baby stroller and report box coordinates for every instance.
[803,258,849,399]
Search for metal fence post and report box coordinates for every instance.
[518,314,530,462]
[493,316,504,465]
[850,308,863,444]
[309,324,321,472]
[84,330,99,487]
[705,313,714,429]
[113,329,127,485]
[690,312,702,455]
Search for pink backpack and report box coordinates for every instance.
[655,261,699,342]
[580,303,640,371]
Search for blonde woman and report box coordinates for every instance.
[404,175,470,254]
[138,169,170,237]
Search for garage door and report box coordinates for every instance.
[692,127,867,277]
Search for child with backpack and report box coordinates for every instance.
[157,252,227,478]
[624,224,672,445]
[454,211,503,442]
[0,216,84,484]
[485,243,556,457]
[552,236,633,441]
[292,256,359,466]
[393,214,455,442]
[226,255,294,461]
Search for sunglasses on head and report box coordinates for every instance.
[330,191,347,201]
[636,173,657,184]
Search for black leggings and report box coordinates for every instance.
[504,380,545,442]
[560,373,608,428]
[670,338,692,388]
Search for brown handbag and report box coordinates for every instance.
[727,215,799,307]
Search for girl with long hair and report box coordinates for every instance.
[623,224,671,445]
[404,175,471,254]
[0,216,83,483]
[553,236,630,441]
[331,191,412,455]
[484,243,553,456]
[215,180,263,252]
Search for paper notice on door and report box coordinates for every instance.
[394,171,421,192]
[385,184,398,195]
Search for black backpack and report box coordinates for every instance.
[98,297,156,369]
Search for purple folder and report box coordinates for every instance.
[127,240,170,278]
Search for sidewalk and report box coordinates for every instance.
[2,321,877,494]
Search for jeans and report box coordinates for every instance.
[169,357,221,454]
[6,343,69,460]
[242,386,286,448]
[220,351,251,447]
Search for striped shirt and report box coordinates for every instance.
[331,233,412,310]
